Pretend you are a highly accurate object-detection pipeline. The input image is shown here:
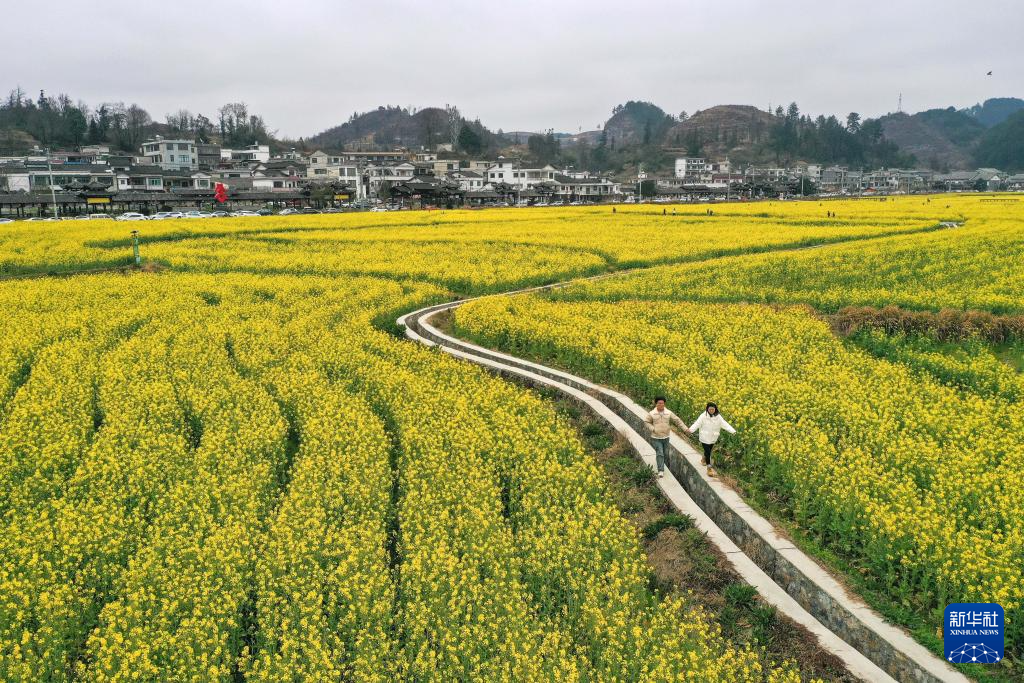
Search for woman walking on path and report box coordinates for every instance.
[689,402,736,477]
[644,396,687,478]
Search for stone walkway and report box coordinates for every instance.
[398,287,969,683]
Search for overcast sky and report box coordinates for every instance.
[7,0,1023,138]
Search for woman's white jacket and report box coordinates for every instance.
[688,412,736,444]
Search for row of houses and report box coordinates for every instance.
[0,137,621,209]
[671,156,1024,194]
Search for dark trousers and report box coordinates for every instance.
[702,442,714,465]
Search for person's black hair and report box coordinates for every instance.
[654,396,666,404]
[705,402,719,415]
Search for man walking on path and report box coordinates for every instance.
[644,397,688,478]
[689,402,736,477]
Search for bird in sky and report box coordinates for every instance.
[987,71,993,76]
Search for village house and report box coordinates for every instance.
[219,143,271,164]
[306,150,360,184]
[674,156,708,179]
[364,162,416,195]
[448,169,485,192]
[552,174,619,200]
[141,138,198,171]
[485,158,557,189]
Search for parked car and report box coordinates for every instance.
[321,207,342,214]
[298,207,320,214]
[278,208,299,216]
[210,211,230,218]
[0,217,13,224]
[231,210,260,217]
[256,208,274,216]
[115,212,149,221]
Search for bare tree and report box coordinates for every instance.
[166,109,194,134]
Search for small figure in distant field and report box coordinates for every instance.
[672,207,676,215]
[644,396,688,478]
[612,206,616,213]
[689,402,736,477]
[663,208,667,215]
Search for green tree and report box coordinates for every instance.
[639,179,658,197]
[457,124,483,155]
[64,107,88,146]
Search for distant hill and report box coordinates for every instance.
[965,97,1024,127]
[307,105,449,149]
[877,101,1024,170]
[878,110,984,170]
[602,101,674,148]
[295,96,1024,172]
[974,110,1024,172]
[666,105,778,160]
[916,108,987,145]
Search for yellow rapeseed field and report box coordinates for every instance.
[452,195,1024,668]
[0,194,1015,679]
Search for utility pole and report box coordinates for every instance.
[46,148,59,219]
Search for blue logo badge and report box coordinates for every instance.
[944,603,1004,664]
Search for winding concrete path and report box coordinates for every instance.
[397,282,969,683]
